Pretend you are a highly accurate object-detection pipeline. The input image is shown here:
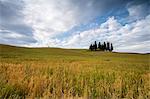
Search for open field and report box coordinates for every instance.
[0,44,150,99]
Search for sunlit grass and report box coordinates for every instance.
[0,44,150,98]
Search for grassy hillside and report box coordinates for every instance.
[0,44,149,98]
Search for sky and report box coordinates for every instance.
[0,0,150,53]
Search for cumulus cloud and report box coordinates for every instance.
[22,0,131,45]
[59,15,150,53]
[23,0,77,42]
[0,0,150,53]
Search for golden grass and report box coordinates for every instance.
[0,44,150,98]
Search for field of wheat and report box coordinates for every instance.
[0,44,149,99]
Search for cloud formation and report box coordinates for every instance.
[22,0,130,44]
[0,0,36,45]
[0,0,150,53]
[59,15,150,53]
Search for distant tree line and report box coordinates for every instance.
[89,41,113,52]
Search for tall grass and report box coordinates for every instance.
[0,44,149,98]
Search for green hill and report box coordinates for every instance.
[0,44,149,98]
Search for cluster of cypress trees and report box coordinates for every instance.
[89,41,113,52]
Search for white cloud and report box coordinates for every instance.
[23,0,78,42]
[23,0,103,44]
[126,3,150,22]
[3,0,148,53]
[59,15,150,53]
[23,0,126,46]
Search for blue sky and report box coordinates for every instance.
[0,0,150,53]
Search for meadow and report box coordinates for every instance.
[0,44,149,99]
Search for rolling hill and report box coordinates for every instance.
[0,44,149,98]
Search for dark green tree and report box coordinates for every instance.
[98,42,101,50]
[89,41,114,52]
[89,44,92,51]
[104,42,106,51]
[110,43,113,52]
[94,41,97,51]
[106,42,110,51]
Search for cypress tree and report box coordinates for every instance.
[98,42,101,50]
[106,42,110,51]
[89,41,114,52]
[104,42,106,51]
[110,43,113,52]
[89,44,92,51]
[94,41,97,51]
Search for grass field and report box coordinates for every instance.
[0,44,150,99]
